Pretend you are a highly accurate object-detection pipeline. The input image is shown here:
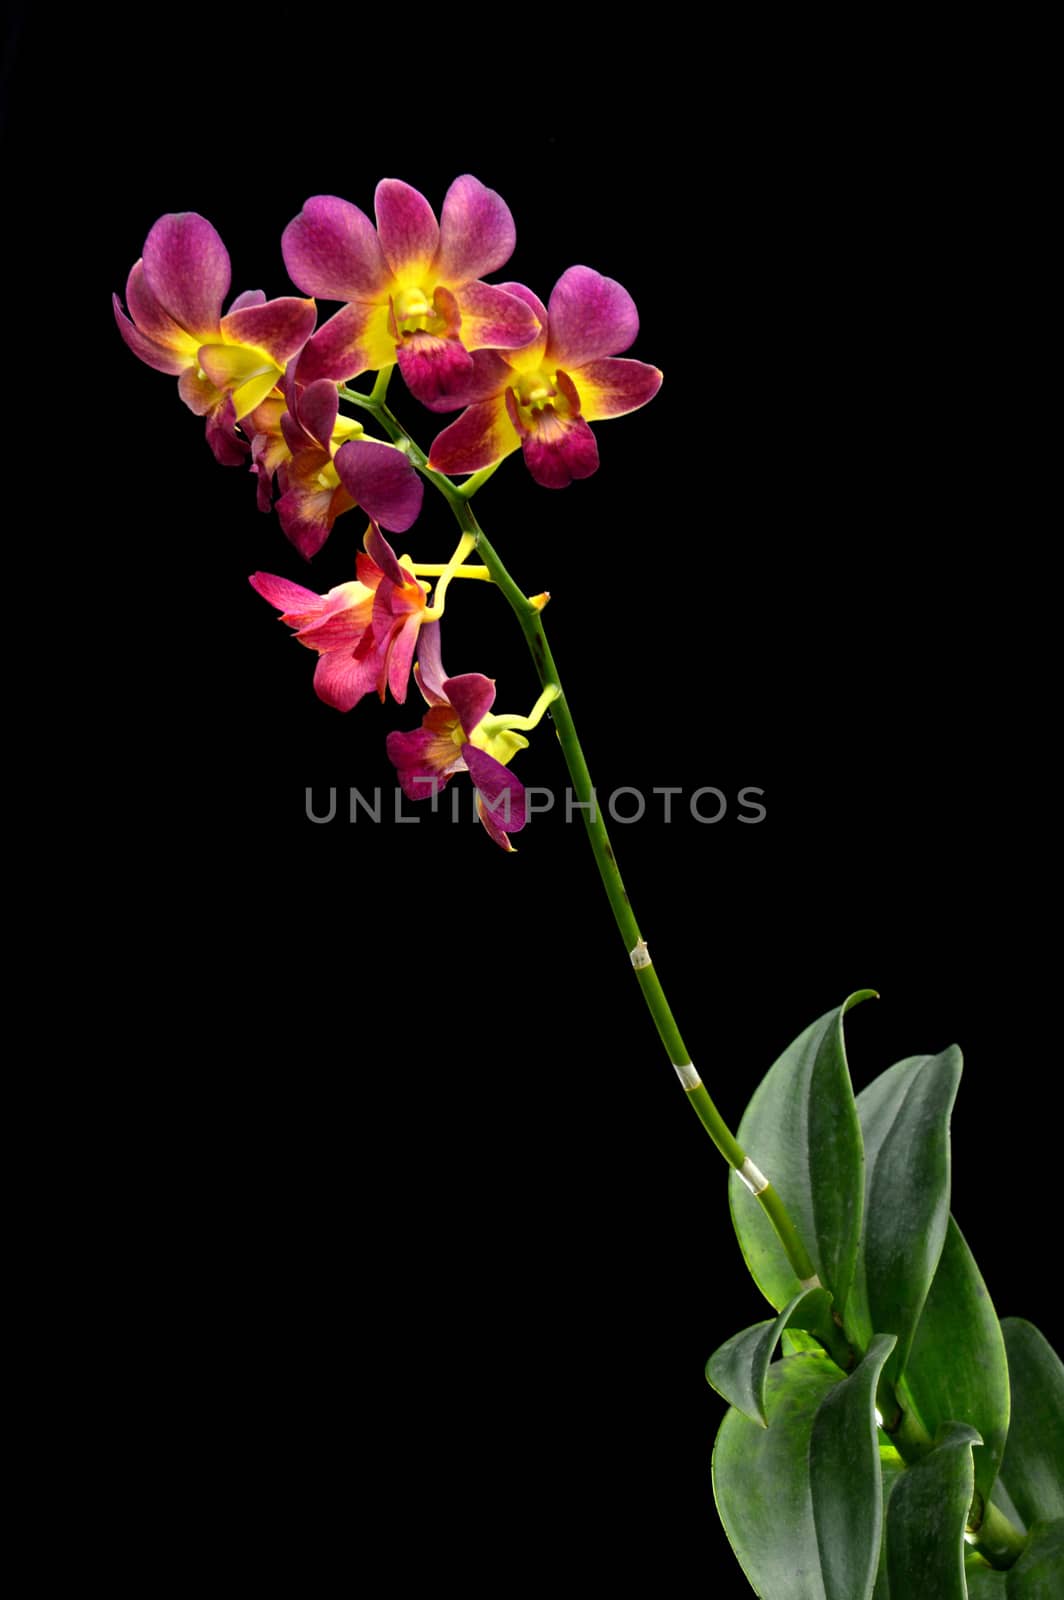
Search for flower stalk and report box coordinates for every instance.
[339,381,820,1288]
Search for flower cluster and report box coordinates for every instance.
[114,176,661,846]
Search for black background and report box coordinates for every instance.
[9,14,1054,1587]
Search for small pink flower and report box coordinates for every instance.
[386,624,527,851]
[114,214,316,465]
[245,366,423,559]
[250,526,428,712]
[282,177,539,407]
[428,267,661,489]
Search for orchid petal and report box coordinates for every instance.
[396,334,474,408]
[414,621,449,706]
[476,794,516,852]
[249,572,323,615]
[297,301,395,384]
[490,282,549,370]
[576,358,663,421]
[197,342,272,389]
[386,612,422,704]
[464,744,527,832]
[113,293,191,375]
[375,179,440,281]
[277,481,354,560]
[363,525,408,589]
[335,439,423,532]
[441,349,517,407]
[177,367,221,416]
[435,175,517,284]
[296,379,340,452]
[196,344,279,420]
[522,412,599,489]
[546,265,639,368]
[427,395,518,476]
[221,297,317,364]
[386,728,460,800]
[452,281,540,352]
[443,673,496,737]
[313,645,383,712]
[142,212,230,339]
[125,261,199,354]
[228,289,266,312]
[296,586,374,646]
[205,395,249,466]
[282,195,390,301]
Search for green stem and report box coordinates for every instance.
[457,463,501,498]
[967,1497,1027,1570]
[337,386,820,1287]
[369,364,394,405]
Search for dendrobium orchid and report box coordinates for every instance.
[113,213,316,465]
[281,177,540,406]
[387,624,558,851]
[244,366,423,559]
[428,267,662,488]
[250,526,429,711]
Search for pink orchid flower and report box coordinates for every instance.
[113,213,316,465]
[250,526,428,711]
[387,623,527,851]
[282,176,539,407]
[244,365,423,559]
[428,267,662,488]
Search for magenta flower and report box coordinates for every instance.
[427,267,662,488]
[281,177,539,406]
[245,366,423,559]
[250,526,428,711]
[387,623,528,851]
[113,213,316,464]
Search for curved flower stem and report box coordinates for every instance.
[407,563,492,581]
[338,386,819,1287]
[369,364,394,405]
[456,463,501,498]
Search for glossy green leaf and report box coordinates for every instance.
[1006,1519,1064,1597]
[714,1353,844,1598]
[901,1216,1009,1507]
[964,1555,1008,1595]
[993,1479,1027,1536]
[810,1334,897,1600]
[784,1327,828,1357]
[848,1047,962,1385]
[730,992,872,1312]
[886,1421,981,1600]
[998,1320,1064,1528]
[872,1447,907,1599]
[706,1285,834,1425]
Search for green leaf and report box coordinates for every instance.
[1006,1519,1064,1597]
[848,1047,963,1385]
[810,1334,897,1600]
[784,1327,828,1357]
[872,1446,906,1598]
[901,1216,1010,1507]
[713,1354,844,1598]
[885,1421,981,1599]
[730,992,872,1312]
[992,1479,1027,1536]
[998,1320,1064,1529]
[964,1555,1008,1595]
[706,1285,835,1425]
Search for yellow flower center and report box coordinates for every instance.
[514,369,559,410]
[393,286,433,325]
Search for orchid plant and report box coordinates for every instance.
[113,176,1063,1597]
